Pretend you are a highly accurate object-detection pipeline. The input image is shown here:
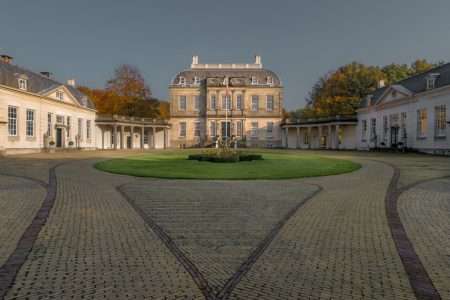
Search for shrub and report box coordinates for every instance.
[188,150,263,163]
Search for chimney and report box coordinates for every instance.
[67,79,76,87]
[192,55,199,65]
[0,54,13,64]
[40,72,52,78]
[255,55,262,65]
[378,79,385,88]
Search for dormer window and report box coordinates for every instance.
[251,76,258,85]
[179,76,186,86]
[193,76,200,85]
[18,78,27,91]
[56,90,64,100]
[267,76,273,85]
[426,73,439,90]
[426,77,436,90]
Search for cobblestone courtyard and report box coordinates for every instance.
[0,150,449,300]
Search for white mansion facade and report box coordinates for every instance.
[0,55,169,155]
[282,63,450,155]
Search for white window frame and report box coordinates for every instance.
[383,116,389,142]
[210,94,217,110]
[26,109,35,137]
[179,76,186,86]
[194,122,201,137]
[361,120,367,141]
[78,118,83,141]
[417,109,427,138]
[179,122,187,137]
[267,76,273,85]
[18,78,27,91]
[47,113,53,136]
[236,94,243,110]
[266,121,274,138]
[8,106,18,136]
[193,76,200,85]
[266,95,274,112]
[222,95,231,110]
[251,95,259,112]
[426,77,436,90]
[251,76,258,85]
[236,120,243,137]
[435,105,447,138]
[179,95,187,111]
[56,90,64,100]
[86,120,91,140]
[210,121,216,137]
[66,116,71,138]
[251,122,258,138]
[194,95,200,111]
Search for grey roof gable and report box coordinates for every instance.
[361,62,450,108]
[0,61,95,109]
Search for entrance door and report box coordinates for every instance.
[390,127,399,147]
[221,122,231,138]
[56,128,63,148]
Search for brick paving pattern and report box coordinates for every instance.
[399,178,450,300]
[229,161,415,300]
[0,150,449,300]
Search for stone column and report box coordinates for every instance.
[120,126,124,149]
[130,126,135,149]
[296,127,300,149]
[328,125,332,149]
[307,127,312,149]
[163,128,168,149]
[113,125,118,150]
[101,127,105,149]
[152,127,156,149]
[318,126,323,149]
[335,124,341,150]
[141,127,145,149]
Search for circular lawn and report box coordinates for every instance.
[95,150,360,180]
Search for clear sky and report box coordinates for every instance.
[2,0,450,110]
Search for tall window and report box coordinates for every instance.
[179,77,186,85]
[304,133,309,145]
[86,120,91,139]
[18,78,27,90]
[383,116,389,142]
[194,95,200,111]
[222,95,231,110]
[78,118,83,139]
[266,121,274,138]
[370,118,376,140]
[210,95,217,109]
[236,121,243,136]
[251,122,258,138]
[47,113,53,136]
[179,95,187,111]
[66,116,71,137]
[56,90,64,100]
[179,122,187,137]
[8,106,17,136]
[26,109,35,137]
[236,94,243,110]
[435,105,447,137]
[361,120,367,141]
[251,95,259,112]
[417,109,427,138]
[194,122,201,137]
[210,121,216,137]
[401,112,407,139]
[266,95,274,112]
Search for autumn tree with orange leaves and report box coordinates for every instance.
[79,64,164,119]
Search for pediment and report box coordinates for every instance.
[377,85,412,105]
[39,85,80,106]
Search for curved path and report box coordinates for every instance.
[0,150,448,300]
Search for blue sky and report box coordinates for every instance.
[2,0,450,109]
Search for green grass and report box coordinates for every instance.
[95,150,360,180]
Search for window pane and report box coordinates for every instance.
[8,106,17,136]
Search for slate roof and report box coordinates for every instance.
[0,60,95,109]
[361,62,450,108]
[171,68,282,87]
